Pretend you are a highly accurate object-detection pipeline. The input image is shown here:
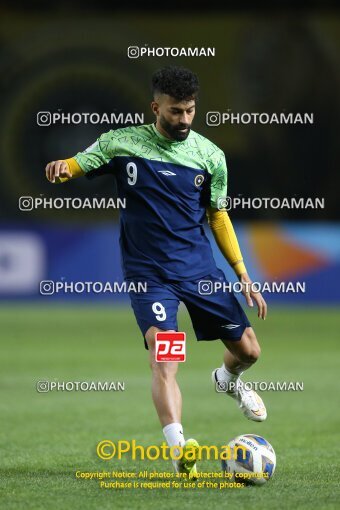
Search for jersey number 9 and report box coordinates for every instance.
[126,162,137,185]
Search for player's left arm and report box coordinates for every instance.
[207,151,267,319]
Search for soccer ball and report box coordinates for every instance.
[221,434,276,485]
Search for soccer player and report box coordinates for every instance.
[46,66,267,478]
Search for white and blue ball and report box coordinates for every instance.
[222,434,276,485]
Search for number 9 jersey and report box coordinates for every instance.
[73,122,228,282]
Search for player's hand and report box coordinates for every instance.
[239,272,267,320]
[45,160,72,183]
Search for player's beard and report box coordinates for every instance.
[160,116,191,141]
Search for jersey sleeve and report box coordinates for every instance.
[209,151,228,209]
[73,131,115,173]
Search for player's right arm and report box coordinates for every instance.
[45,158,84,183]
[45,131,114,183]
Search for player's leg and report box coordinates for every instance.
[129,284,198,477]
[179,270,266,421]
[212,327,267,421]
[145,326,182,427]
[222,326,261,376]
[145,325,199,478]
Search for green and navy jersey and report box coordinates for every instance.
[73,123,228,281]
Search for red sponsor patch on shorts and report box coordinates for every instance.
[155,332,186,362]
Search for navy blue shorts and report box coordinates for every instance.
[128,269,251,350]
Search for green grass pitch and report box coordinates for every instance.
[0,304,339,509]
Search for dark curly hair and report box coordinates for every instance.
[151,66,199,101]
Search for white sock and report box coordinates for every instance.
[216,364,243,392]
[163,422,185,470]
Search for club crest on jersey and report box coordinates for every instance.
[194,174,205,187]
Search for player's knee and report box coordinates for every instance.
[145,327,179,375]
[145,326,158,351]
[239,346,261,365]
[149,352,178,380]
[239,329,261,364]
[152,362,177,381]
[145,327,179,378]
